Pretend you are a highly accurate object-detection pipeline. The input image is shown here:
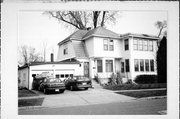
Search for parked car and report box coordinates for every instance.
[64,76,92,91]
[33,76,66,94]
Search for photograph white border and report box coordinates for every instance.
[1,1,179,119]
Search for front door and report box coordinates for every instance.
[84,62,89,77]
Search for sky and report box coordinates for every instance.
[18,11,167,61]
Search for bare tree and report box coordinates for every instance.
[155,20,167,38]
[18,45,43,66]
[44,11,119,30]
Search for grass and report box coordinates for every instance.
[103,83,166,91]
[115,90,167,98]
[18,98,44,107]
[18,89,39,97]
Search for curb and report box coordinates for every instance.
[19,105,44,110]
[136,96,167,100]
[112,88,167,93]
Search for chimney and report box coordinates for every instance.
[50,53,54,62]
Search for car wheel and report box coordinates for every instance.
[84,87,88,90]
[70,86,74,91]
[59,89,65,93]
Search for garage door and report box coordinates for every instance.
[55,69,74,80]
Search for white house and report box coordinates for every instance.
[18,59,82,89]
[57,27,159,82]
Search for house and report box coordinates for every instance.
[18,59,82,89]
[57,27,159,83]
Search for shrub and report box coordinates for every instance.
[134,75,158,84]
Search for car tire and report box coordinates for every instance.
[59,89,65,93]
[70,86,74,91]
[84,87,88,90]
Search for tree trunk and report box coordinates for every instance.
[101,11,106,27]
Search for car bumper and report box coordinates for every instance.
[76,84,92,88]
[46,87,66,91]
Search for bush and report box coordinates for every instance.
[134,75,158,84]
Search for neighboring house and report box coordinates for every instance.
[18,59,82,89]
[57,27,159,82]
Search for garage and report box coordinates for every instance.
[18,59,83,90]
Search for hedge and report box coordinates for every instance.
[134,75,158,84]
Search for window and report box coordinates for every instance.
[104,39,108,51]
[97,60,103,73]
[125,59,130,72]
[65,74,69,78]
[32,74,36,78]
[133,39,138,50]
[109,40,114,51]
[63,44,68,55]
[138,39,143,50]
[121,62,125,73]
[140,59,144,71]
[124,39,129,50]
[60,74,65,78]
[149,41,153,51]
[143,40,148,51]
[150,60,154,71]
[55,74,60,78]
[145,59,149,71]
[134,59,139,72]
[106,60,113,72]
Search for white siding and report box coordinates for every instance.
[85,37,94,57]
[57,41,76,61]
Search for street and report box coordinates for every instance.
[19,98,166,115]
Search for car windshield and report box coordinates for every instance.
[44,78,62,83]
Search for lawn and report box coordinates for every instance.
[115,90,167,98]
[18,89,39,97]
[18,98,44,107]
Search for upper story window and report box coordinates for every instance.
[124,39,129,50]
[63,44,68,55]
[106,60,113,72]
[109,40,114,51]
[104,39,114,51]
[97,60,103,73]
[133,39,138,50]
[133,38,154,51]
[138,39,143,50]
[143,40,148,51]
[104,39,108,51]
[149,41,153,51]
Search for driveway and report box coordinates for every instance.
[30,88,136,108]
